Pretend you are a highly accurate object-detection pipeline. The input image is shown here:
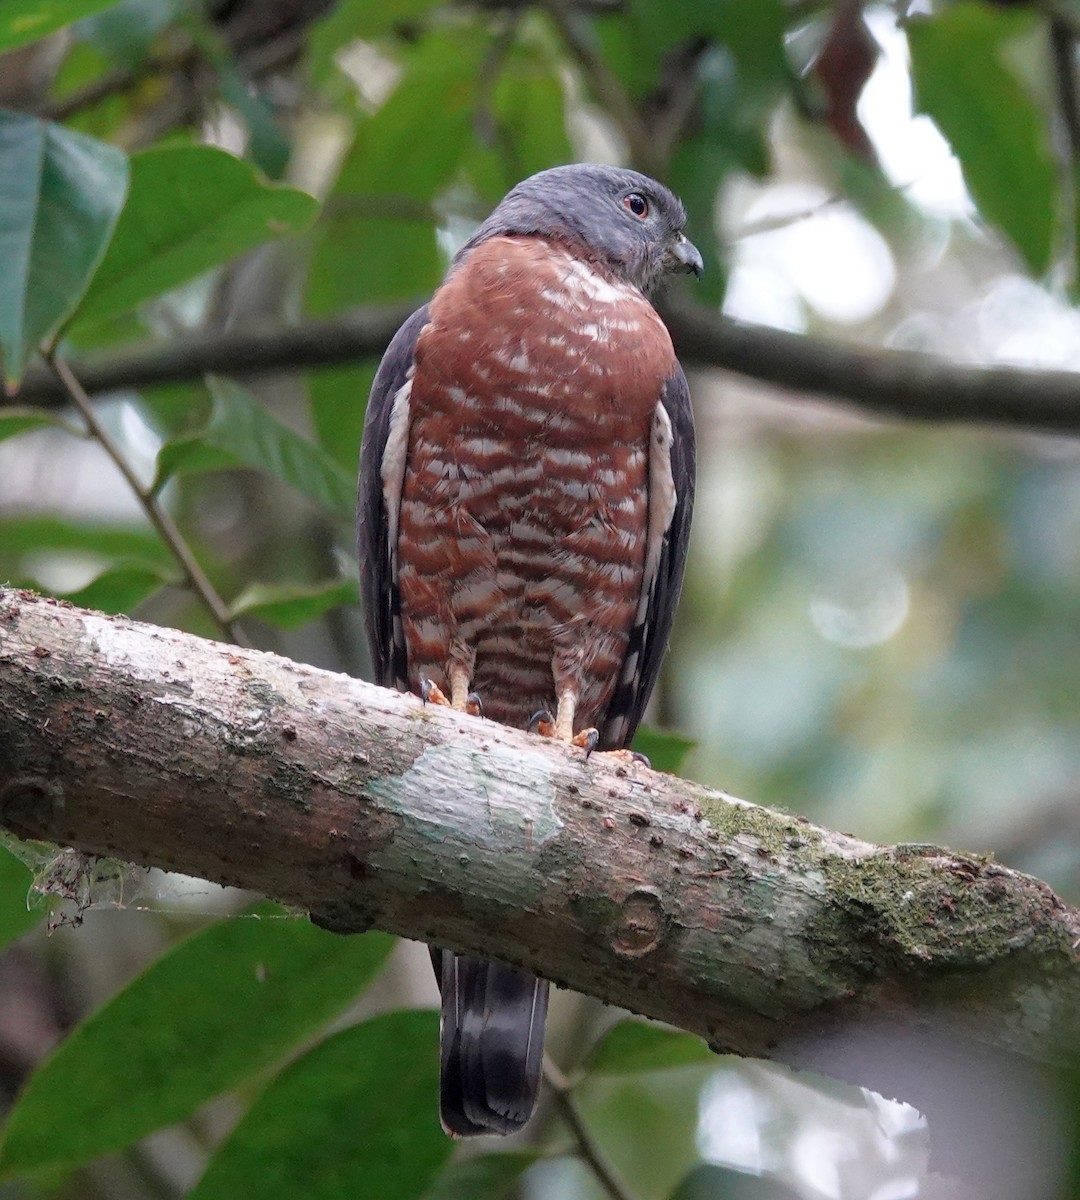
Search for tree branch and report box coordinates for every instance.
[2,586,1079,1103]
[15,307,414,406]
[662,299,1080,433]
[13,303,1080,435]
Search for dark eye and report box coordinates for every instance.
[623,192,649,218]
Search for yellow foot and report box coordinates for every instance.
[571,728,599,757]
[527,711,600,758]
[527,708,555,738]
[419,678,450,707]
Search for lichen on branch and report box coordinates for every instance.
[1,586,1079,1091]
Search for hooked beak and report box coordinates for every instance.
[671,233,704,278]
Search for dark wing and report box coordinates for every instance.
[600,363,696,749]
[357,304,430,688]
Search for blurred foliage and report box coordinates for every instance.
[0,0,1078,1197]
[0,922,394,1176]
[73,145,317,331]
[0,109,127,386]
[0,850,43,953]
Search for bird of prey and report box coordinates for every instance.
[358,163,699,1136]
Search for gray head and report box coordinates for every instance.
[459,164,703,294]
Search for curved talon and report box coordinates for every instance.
[572,728,600,758]
[527,709,555,737]
[420,678,450,707]
[465,692,484,718]
[630,750,652,769]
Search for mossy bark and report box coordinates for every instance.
[1,586,1079,1082]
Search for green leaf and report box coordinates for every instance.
[1071,169,1080,301]
[424,1152,539,1200]
[229,578,359,629]
[311,361,374,470]
[0,516,170,566]
[0,111,128,389]
[133,379,213,439]
[0,922,394,1177]
[669,1163,802,1200]
[0,0,122,53]
[306,27,486,480]
[0,407,82,442]
[308,27,488,318]
[78,0,182,68]
[668,0,787,302]
[153,376,355,521]
[0,847,43,952]
[190,1011,449,1200]
[908,6,1057,276]
[307,0,441,87]
[44,41,124,140]
[632,728,696,775]
[73,146,317,329]
[670,138,729,305]
[217,66,292,180]
[61,561,175,614]
[597,0,787,102]
[464,39,571,200]
[585,1021,713,1076]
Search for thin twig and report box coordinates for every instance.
[474,9,524,171]
[1051,17,1080,293]
[730,178,928,240]
[1052,16,1080,163]
[543,1056,639,1200]
[43,350,247,646]
[36,47,198,122]
[34,3,308,125]
[541,0,657,174]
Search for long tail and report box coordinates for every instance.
[431,949,549,1136]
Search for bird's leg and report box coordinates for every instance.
[549,671,641,765]
[420,672,482,718]
[449,663,471,712]
[444,641,481,716]
[447,657,483,717]
[554,688,599,756]
[545,653,598,754]
[552,689,575,740]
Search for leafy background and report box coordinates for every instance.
[0,0,1078,1198]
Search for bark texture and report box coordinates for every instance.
[1,587,1079,1076]
[11,302,1080,435]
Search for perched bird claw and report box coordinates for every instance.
[527,708,555,737]
[420,678,450,707]
[465,692,484,718]
[572,728,600,758]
